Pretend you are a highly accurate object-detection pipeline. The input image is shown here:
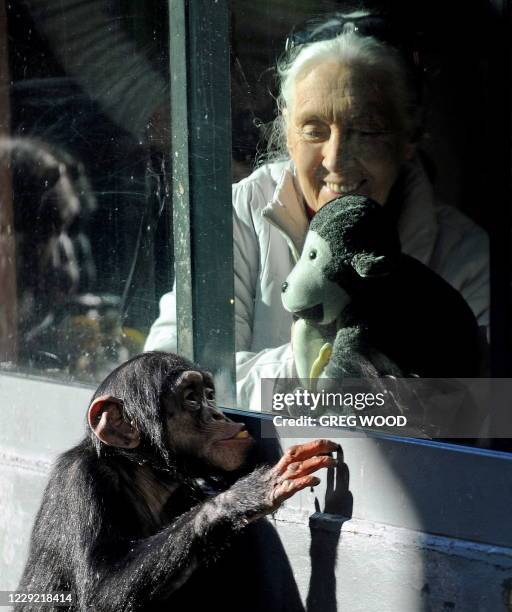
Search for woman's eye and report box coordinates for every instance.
[301,125,328,141]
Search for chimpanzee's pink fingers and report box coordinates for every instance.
[278,455,337,482]
[273,475,321,503]
[274,440,339,473]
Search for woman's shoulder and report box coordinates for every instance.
[435,202,488,251]
[403,156,488,251]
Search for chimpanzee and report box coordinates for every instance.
[18,352,338,611]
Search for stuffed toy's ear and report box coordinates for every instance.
[351,252,394,278]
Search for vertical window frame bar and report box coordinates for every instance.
[169,0,194,360]
[168,0,235,402]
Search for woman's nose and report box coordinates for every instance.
[322,130,352,172]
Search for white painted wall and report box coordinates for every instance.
[1,373,511,610]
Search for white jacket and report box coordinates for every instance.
[145,159,489,410]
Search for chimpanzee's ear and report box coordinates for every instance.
[351,252,394,278]
[88,395,140,448]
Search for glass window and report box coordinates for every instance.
[224,0,511,448]
[1,0,173,383]
[2,0,511,450]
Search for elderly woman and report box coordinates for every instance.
[145,12,489,409]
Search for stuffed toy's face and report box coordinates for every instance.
[281,229,350,325]
[282,196,401,327]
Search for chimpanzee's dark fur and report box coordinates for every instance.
[18,352,304,612]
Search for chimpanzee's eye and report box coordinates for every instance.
[309,249,317,260]
[183,388,201,409]
[183,389,194,401]
[205,388,215,401]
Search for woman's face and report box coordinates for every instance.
[286,60,413,212]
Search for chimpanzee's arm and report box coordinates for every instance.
[90,443,335,609]
[70,442,332,610]
[101,466,274,605]
[21,465,272,610]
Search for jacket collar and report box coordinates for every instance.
[261,164,308,261]
[261,158,439,266]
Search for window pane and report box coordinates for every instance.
[225,1,508,446]
[0,0,172,383]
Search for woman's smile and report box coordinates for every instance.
[322,178,368,198]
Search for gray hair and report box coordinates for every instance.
[262,19,419,164]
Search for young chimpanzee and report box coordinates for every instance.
[18,352,337,611]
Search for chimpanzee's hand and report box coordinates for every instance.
[229,439,339,524]
[270,439,339,507]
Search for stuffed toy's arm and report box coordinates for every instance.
[291,319,334,386]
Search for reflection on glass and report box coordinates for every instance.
[0,1,171,382]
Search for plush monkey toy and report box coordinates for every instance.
[281,195,481,387]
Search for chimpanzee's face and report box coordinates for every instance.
[163,370,254,472]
